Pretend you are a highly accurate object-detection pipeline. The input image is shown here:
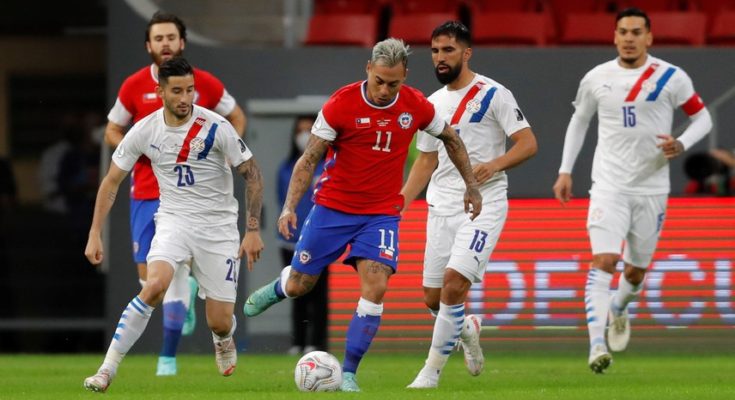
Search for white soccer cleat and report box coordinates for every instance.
[406,374,438,389]
[459,314,484,376]
[83,368,114,393]
[588,343,612,374]
[214,336,237,376]
[607,307,631,352]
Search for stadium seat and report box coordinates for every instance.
[389,0,461,14]
[648,12,706,45]
[469,0,541,12]
[313,0,382,14]
[613,0,682,11]
[707,10,735,45]
[549,0,610,36]
[559,13,616,45]
[304,14,378,47]
[472,12,549,46]
[388,13,460,45]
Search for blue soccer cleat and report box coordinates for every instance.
[182,276,198,336]
[156,356,177,376]
[243,278,282,317]
[340,372,361,392]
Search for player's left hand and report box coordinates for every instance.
[656,134,684,160]
[464,185,483,220]
[472,161,498,185]
[240,231,264,271]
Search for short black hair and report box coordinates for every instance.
[616,8,650,30]
[431,21,471,48]
[158,57,193,85]
[146,11,187,43]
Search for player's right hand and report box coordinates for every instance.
[85,234,104,265]
[553,173,573,205]
[278,208,298,239]
[464,186,483,220]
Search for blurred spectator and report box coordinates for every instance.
[277,115,328,355]
[0,156,17,317]
[683,150,732,196]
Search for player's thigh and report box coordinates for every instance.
[447,198,508,284]
[624,194,667,268]
[587,191,630,256]
[130,199,159,263]
[147,217,192,276]
[189,223,240,304]
[291,205,353,275]
[347,214,401,272]
[422,213,457,288]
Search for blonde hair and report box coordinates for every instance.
[371,38,411,68]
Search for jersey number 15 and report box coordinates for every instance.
[622,106,636,128]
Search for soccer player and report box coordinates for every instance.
[552,8,712,373]
[401,22,538,389]
[83,57,264,393]
[105,12,247,376]
[243,38,483,392]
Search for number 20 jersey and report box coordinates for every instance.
[112,105,252,226]
[312,81,444,215]
[571,55,705,195]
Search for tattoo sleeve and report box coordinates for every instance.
[238,159,264,232]
[438,123,478,187]
[284,136,329,212]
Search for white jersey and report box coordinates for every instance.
[113,105,253,226]
[417,73,530,216]
[562,55,704,195]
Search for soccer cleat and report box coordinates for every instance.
[214,336,237,376]
[459,314,484,376]
[243,278,282,317]
[588,343,612,374]
[406,374,438,389]
[156,356,177,376]
[607,307,631,352]
[182,276,198,336]
[83,368,114,393]
[340,372,361,392]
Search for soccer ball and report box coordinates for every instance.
[294,351,342,392]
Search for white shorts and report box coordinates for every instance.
[587,190,667,268]
[147,215,241,303]
[423,199,508,288]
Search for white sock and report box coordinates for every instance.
[279,266,293,298]
[164,266,191,308]
[612,273,644,316]
[104,296,154,372]
[584,268,612,348]
[422,302,464,380]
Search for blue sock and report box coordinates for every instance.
[274,280,286,299]
[161,301,186,357]
[343,298,382,374]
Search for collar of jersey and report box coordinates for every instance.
[361,80,399,109]
[149,63,159,84]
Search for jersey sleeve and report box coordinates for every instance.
[220,121,253,167]
[490,87,531,137]
[111,123,145,171]
[213,88,237,117]
[670,69,705,116]
[312,96,339,141]
[107,97,133,126]
[571,72,598,121]
[417,95,444,137]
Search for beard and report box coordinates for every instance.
[434,62,462,85]
[151,48,183,66]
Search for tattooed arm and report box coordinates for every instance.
[437,123,483,220]
[85,163,129,265]
[278,135,329,239]
[236,158,265,271]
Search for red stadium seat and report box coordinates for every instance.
[560,13,616,45]
[649,12,706,45]
[388,13,460,45]
[304,14,378,47]
[469,0,541,12]
[707,10,735,44]
[472,12,549,46]
[549,0,610,36]
[614,0,682,11]
[389,0,461,14]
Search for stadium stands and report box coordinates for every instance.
[473,12,549,46]
[708,10,735,45]
[304,14,378,47]
[649,11,707,45]
[388,13,460,45]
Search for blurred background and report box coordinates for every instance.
[0,0,733,355]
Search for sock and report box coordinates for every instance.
[138,279,146,288]
[213,315,237,342]
[421,302,464,381]
[343,297,382,374]
[274,266,292,299]
[160,301,186,357]
[611,272,644,316]
[103,296,154,372]
[584,268,612,348]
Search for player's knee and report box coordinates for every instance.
[623,265,646,285]
[592,254,619,273]
[140,279,167,305]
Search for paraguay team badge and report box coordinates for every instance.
[398,112,413,129]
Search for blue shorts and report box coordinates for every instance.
[130,199,159,263]
[291,205,400,275]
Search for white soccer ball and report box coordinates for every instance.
[294,351,342,392]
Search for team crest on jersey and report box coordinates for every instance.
[466,99,482,114]
[642,80,657,93]
[299,250,312,264]
[189,137,206,153]
[398,112,413,129]
[590,207,604,222]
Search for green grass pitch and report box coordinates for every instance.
[0,349,733,400]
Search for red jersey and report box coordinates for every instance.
[311,81,444,215]
[107,64,236,199]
